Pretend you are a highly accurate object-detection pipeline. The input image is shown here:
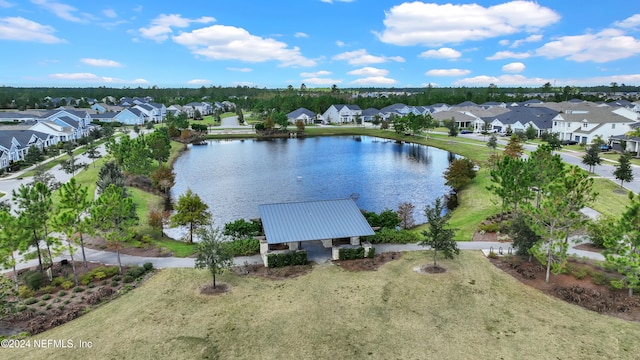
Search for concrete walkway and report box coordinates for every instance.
[4,238,604,274]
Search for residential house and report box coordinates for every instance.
[551,107,638,144]
[91,103,124,114]
[133,103,166,122]
[486,107,558,135]
[321,104,362,124]
[29,120,74,143]
[184,102,213,118]
[362,108,383,123]
[115,108,146,125]
[287,108,317,124]
[44,109,91,139]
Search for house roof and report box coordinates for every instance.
[287,108,315,118]
[259,199,375,244]
[362,108,381,116]
[487,107,558,128]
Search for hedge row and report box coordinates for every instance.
[338,247,375,260]
[366,228,422,244]
[267,251,307,268]
[222,238,260,256]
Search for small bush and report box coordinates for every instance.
[112,275,121,281]
[367,228,422,244]
[339,247,366,260]
[16,305,27,312]
[222,238,260,256]
[24,271,45,291]
[125,266,146,279]
[267,251,307,268]
[51,276,66,287]
[143,262,154,272]
[367,247,376,258]
[572,267,588,280]
[63,300,70,305]
[80,274,93,286]
[110,281,119,287]
[18,286,34,299]
[122,275,135,283]
[46,304,52,310]
[23,297,37,305]
[38,301,46,307]
[41,294,51,301]
[58,305,65,311]
[478,223,500,233]
[93,271,106,280]
[73,286,84,293]
[488,251,498,259]
[591,272,608,286]
[39,285,56,295]
[61,281,74,290]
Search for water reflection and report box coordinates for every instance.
[171,136,454,226]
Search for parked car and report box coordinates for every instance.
[600,144,612,151]
[560,139,578,145]
[460,129,472,134]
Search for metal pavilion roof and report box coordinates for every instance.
[258,199,375,244]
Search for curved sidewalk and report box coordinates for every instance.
[5,240,604,274]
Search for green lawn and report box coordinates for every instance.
[590,178,632,217]
[8,251,640,359]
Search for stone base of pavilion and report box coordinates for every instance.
[259,236,372,267]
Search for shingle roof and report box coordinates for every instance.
[259,199,375,244]
[287,108,315,118]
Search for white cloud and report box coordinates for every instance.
[559,74,640,86]
[511,34,543,48]
[350,76,398,85]
[536,29,640,63]
[102,9,117,18]
[425,69,471,77]
[300,70,331,77]
[332,49,404,65]
[0,0,14,8]
[294,32,308,38]
[31,0,93,23]
[80,58,122,67]
[139,14,216,42]
[187,79,211,85]
[419,47,461,59]
[0,17,64,43]
[502,62,525,73]
[173,25,316,67]
[301,77,343,85]
[227,67,252,72]
[486,50,531,60]
[453,74,548,86]
[614,14,640,29]
[376,1,560,46]
[336,40,345,47]
[499,39,510,46]
[49,72,146,84]
[348,67,389,77]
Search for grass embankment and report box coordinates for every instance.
[8,252,640,359]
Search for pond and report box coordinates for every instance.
[170,135,456,229]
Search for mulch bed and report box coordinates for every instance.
[199,283,229,295]
[233,263,314,280]
[490,256,640,322]
[333,252,402,271]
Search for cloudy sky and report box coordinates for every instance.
[2,0,640,88]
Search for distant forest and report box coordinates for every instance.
[1,83,639,115]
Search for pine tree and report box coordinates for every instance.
[420,198,459,268]
[614,152,634,188]
[582,144,602,173]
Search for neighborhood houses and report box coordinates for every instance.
[1,95,640,172]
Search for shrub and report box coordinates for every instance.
[572,267,588,280]
[111,281,119,287]
[367,247,376,258]
[367,228,422,244]
[51,276,66,287]
[58,305,65,311]
[93,271,106,280]
[488,251,498,259]
[339,247,366,260]
[222,238,260,256]
[46,304,52,310]
[73,286,84,293]
[24,271,45,291]
[143,262,154,272]
[80,273,93,286]
[61,281,74,290]
[39,285,56,295]
[16,305,27,312]
[38,301,46,307]
[267,251,307,268]
[478,223,500,233]
[41,294,51,301]
[122,275,135,283]
[125,266,146,279]
[23,297,37,305]
[58,291,67,297]
[112,275,121,282]
[18,286,34,299]
[591,272,608,286]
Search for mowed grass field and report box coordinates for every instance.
[7,252,640,360]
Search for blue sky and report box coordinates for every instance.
[2,0,640,89]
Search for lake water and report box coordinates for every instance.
[171,136,455,228]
